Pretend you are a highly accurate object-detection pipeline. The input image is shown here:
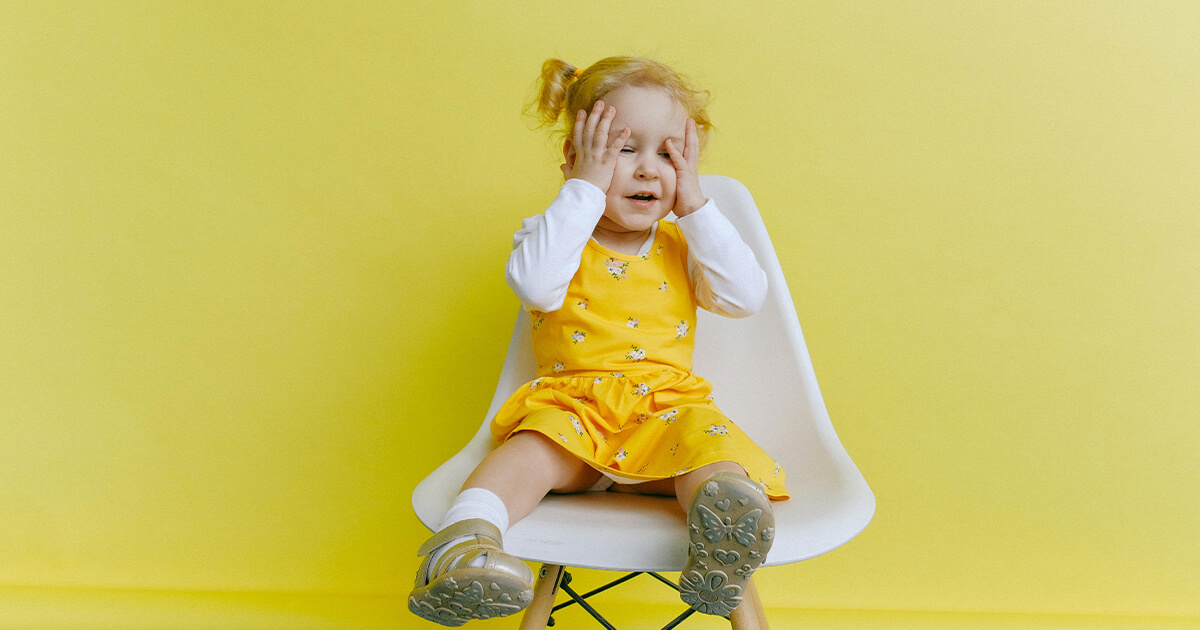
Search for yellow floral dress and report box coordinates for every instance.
[490,220,788,500]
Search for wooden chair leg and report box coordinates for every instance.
[729,576,769,630]
[518,564,564,630]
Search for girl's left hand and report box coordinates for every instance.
[664,117,708,218]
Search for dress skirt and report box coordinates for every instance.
[489,367,789,500]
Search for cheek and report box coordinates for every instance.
[662,169,678,196]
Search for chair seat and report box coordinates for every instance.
[414,460,873,572]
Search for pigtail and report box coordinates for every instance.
[527,58,579,129]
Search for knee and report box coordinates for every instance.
[692,461,748,479]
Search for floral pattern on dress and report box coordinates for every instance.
[604,258,628,280]
[502,224,786,495]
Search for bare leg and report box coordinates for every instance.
[673,461,747,512]
[461,431,603,525]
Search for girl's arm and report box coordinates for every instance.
[508,100,629,313]
[505,178,606,312]
[665,118,767,318]
[677,199,768,318]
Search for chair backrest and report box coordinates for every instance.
[413,175,875,572]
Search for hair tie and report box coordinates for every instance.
[571,68,583,79]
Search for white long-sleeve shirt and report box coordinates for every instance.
[505,178,767,317]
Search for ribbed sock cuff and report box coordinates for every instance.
[438,487,510,533]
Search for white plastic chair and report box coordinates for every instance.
[412,175,875,629]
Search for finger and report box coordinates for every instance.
[684,118,700,164]
[607,127,631,154]
[584,100,605,145]
[664,138,685,170]
[572,109,586,155]
[594,105,616,151]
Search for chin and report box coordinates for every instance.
[615,217,663,233]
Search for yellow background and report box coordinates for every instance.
[2,1,1198,627]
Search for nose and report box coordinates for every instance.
[634,154,658,180]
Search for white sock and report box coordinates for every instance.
[439,487,510,532]
[427,488,511,572]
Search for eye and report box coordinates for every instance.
[660,152,672,159]
[620,147,634,153]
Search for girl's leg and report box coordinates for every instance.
[461,430,603,525]
[672,461,746,512]
[410,431,601,627]
[673,462,774,619]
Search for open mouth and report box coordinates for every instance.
[627,193,657,201]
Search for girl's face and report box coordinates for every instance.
[591,84,688,236]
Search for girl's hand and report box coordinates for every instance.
[561,100,631,193]
[664,117,708,217]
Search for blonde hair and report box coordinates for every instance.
[527,56,713,153]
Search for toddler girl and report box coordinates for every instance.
[409,56,789,627]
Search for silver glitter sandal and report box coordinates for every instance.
[408,518,535,626]
[678,471,775,617]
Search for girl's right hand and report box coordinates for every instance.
[561,100,631,193]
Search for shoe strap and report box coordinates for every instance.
[428,536,501,579]
[417,518,503,557]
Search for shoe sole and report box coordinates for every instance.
[408,567,534,627]
[679,474,775,617]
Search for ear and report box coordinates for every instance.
[560,140,577,180]
[563,140,576,167]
